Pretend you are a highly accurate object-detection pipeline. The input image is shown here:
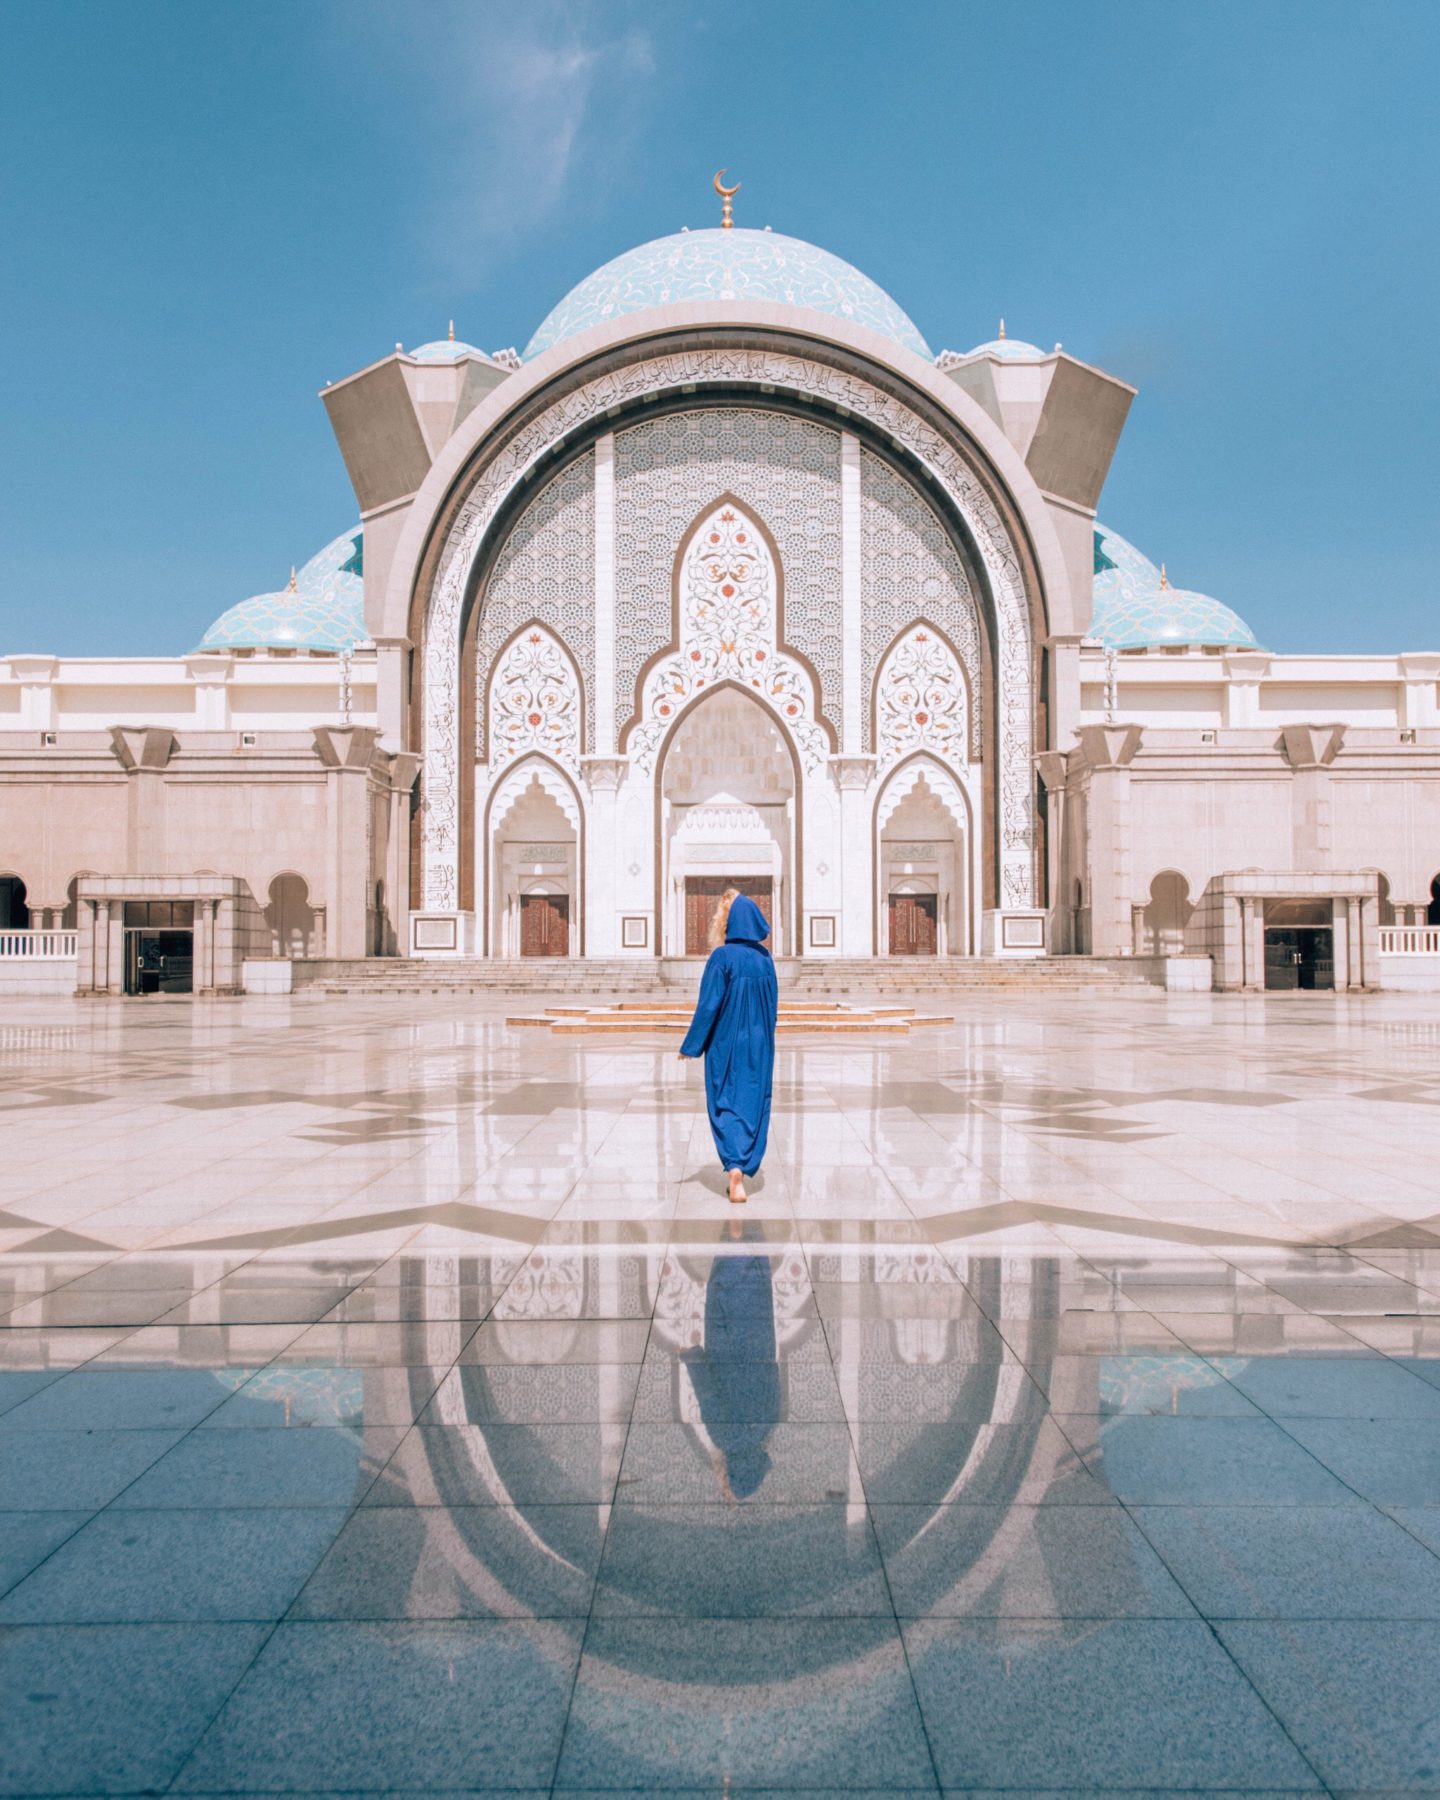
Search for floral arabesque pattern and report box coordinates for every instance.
[614,409,843,738]
[628,501,827,772]
[488,626,581,771]
[875,625,969,770]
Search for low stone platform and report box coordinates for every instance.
[507,1000,953,1035]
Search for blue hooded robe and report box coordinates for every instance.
[678,894,778,1177]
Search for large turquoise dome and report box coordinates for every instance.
[1090,523,1262,651]
[195,528,367,653]
[523,227,932,362]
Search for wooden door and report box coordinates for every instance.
[520,894,569,957]
[889,894,938,957]
[684,877,773,956]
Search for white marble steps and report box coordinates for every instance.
[507,1001,952,1035]
[292,956,1160,996]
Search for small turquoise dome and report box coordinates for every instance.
[968,335,1047,361]
[524,227,931,362]
[409,337,485,363]
[1091,523,1262,651]
[195,527,367,653]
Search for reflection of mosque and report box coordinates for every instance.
[271,1244,1171,1626]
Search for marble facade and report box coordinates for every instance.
[2,223,1436,992]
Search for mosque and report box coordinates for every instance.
[3,178,1437,997]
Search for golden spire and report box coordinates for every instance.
[448,319,455,341]
[289,567,297,594]
[1159,563,1169,591]
[713,168,740,229]
[999,318,1006,339]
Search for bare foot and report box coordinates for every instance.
[727,1169,747,1205]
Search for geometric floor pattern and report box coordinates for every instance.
[2,988,1440,1795]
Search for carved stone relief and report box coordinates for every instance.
[421,347,1036,911]
[613,409,842,745]
[487,626,581,772]
[629,499,827,773]
[875,624,969,771]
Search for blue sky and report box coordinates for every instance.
[3,0,1436,657]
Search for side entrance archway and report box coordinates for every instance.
[485,759,581,958]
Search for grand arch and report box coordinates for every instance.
[414,344,1042,920]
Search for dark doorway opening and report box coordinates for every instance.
[889,893,939,957]
[1263,899,1334,991]
[123,901,195,995]
[684,876,773,957]
[0,877,28,932]
[520,893,570,957]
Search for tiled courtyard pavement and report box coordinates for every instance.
[2,988,1440,1797]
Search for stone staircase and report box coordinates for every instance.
[290,955,1160,998]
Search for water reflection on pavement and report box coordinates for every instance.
[4,992,1440,1793]
[5,1229,1440,1793]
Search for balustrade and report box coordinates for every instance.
[0,929,78,960]
[1378,925,1440,956]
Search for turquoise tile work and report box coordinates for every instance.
[2,988,1440,1793]
[193,526,366,653]
[524,227,933,361]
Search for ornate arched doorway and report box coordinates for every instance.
[658,685,798,957]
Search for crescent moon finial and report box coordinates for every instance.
[713,168,740,228]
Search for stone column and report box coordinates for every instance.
[186,656,233,730]
[1222,652,1270,727]
[12,657,57,732]
[192,900,210,994]
[1400,653,1440,730]
[385,754,419,958]
[370,636,411,754]
[1350,895,1371,990]
[108,727,179,873]
[1331,898,1350,991]
[1071,726,1141,957]
[313,726,381,960]
[840,434,863,756]
[593,434,618,755]
[79,899,104,994]
[1035,751,1069,950]
[1046,640,1083,764]
[831,756,875,957]
[1241,897,1266,991]
[581,756,626,957]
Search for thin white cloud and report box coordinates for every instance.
[347,0,657,279]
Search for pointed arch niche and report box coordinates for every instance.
[656,683,798,957]
[874,755,981,956]
[873,620,976,769]
[625,494,830,774]
[483,755,583,957]
[486,623,582,773]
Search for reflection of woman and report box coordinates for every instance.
[682,1220,779,1502]
[678,890,778,1205]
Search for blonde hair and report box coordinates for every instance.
[707,886,741,951]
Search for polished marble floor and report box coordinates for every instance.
[2,988,1440,1795]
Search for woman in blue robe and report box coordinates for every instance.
[678,891,778,1204]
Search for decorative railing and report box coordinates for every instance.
[1379,926,1440,957]
[0,930,77,960]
